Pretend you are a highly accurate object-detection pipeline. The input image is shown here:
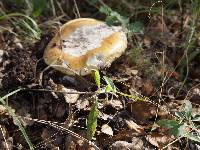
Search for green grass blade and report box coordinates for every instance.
[103,76,117,93]
[0,12,41,39]
[0,88,34,150]
[93,70,101,89]
[0,88,23,104]
[87,100,98,140]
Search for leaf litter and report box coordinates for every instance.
[0,1,200,150]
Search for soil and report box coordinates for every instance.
[0,1,200,150]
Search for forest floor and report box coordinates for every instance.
[0,0,200,150]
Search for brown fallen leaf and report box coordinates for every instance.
[145,133,174,149]
[125,119,145,134]
[55,103,66,118]
[142,79,155,96]
[127,101,157,124]
[144,35,152,47]
[40,128,63,149]
[112,137,144,150]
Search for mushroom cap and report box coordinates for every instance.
[43,18,127,76]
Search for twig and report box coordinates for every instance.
[50,0,56,17]
[73,0,81,18]
[23,117,100,150]
[26,88,96,95]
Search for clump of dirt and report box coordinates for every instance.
[2,46,36,89]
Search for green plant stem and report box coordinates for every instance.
[0,88,34,150]
[0,88,24,104]
[176,2,198,96]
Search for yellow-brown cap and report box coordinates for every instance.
[43,18,127,76]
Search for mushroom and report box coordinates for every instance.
[43,18,127,76]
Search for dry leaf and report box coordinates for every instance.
[76,99,89,110]
[55,104,66,118]
[99,111,113,120]
[105,99,123,110]
[144,35,152,47]
[127,101,157,124]
[112,138,144,150]
[0,105,6,115]
[142,79,154,96]
[59,85,80,104]
[146,133,173,149]
[101,124,113,136]
[125,120,145,134]
[131,137,144,149]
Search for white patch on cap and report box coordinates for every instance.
[62,24,122,57]
[86,53,105,68]
[62,60,69,68]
